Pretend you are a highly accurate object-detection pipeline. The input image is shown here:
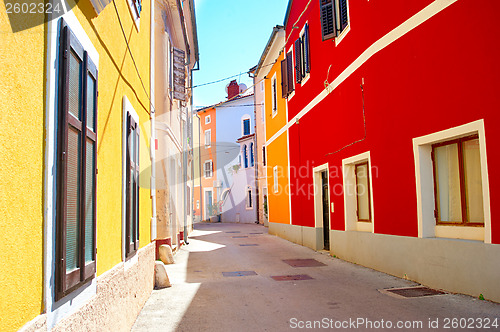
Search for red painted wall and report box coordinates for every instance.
[284,0,500,243]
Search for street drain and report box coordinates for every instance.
[382,286,446,298]
[283,259,327,267]
[239,244,259,246]
[232,236,248,238]
[222,271,258,277]
[271,274,313,281]
[226,231,240,233]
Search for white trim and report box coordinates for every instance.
[271,73,278,118]
[44,8,99,329]
[126,0,141,31]
[204,129,211,148]
[266,0,459,147]
[334,0,351,46]
[241,115,251,136]
[342,151,374,233]
[122,96,139,261]
[246,186,253,210]
[298,22,311,86]
[273,165,279,193]
[204,159,213,179]
[313,163,330,229]
[203,187,213,220]
[412,120,491,243]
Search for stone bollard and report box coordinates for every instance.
[154,261,171,289]
[159,244,175,264]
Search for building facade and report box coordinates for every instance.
[0,0,197,329]
[266,0,500,302]
[194,81,257,223]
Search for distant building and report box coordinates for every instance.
[194,80,257,223]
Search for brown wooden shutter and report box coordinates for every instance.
[126,115,140,256]
[304,24,311,74]
[320,0,336,40]
[338,0,349,32]
[294,39,302,84]
[286,51,294,93]
[281,58,288,98]
[57,20,97,300]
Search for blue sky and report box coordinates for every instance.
[192,0,289,109]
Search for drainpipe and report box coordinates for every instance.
[195,112,202,222]
[249,71,260,224]
[191,61,199,229]
[150,0,157,240]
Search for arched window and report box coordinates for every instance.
[243,145,248,168]
[250,143,254,167]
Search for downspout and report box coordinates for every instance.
[150,0,157,240]
[195,111,202,222]
[249,71,260,224]
[191,60,199,229]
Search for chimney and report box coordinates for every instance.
[227,80,240,99]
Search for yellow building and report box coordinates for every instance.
[256,27,291,227]
[0,0,197,330]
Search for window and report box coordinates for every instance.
[127,0,142,28]
[243,145,248,168]
[320,0,349,41]
[342,152,373,233]
[250,143,254,167]
[56,22,97,299]
[246,187,253,208]
[243,118,250,136]
[281,51,294,97]
[432,135,484,225]
[272,75,277,116]
[295,24,311,84]
[204,129,211,148]
[205,115,211,124]
[355,162,371,222]
[262,146,266,166]
[124,102,140,258]
[204,160,213,178]
[273,166,279,193]
[261,102,265,122]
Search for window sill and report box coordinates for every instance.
[356,221,373,233]
[335,25,350,47]
[301,74,310,86]
[435,225,484,242]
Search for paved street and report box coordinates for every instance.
[133,223,500,331]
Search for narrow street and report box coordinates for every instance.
[133,223,500,331]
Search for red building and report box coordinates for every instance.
[268,0,500,302]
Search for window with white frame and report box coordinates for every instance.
[262,146,266,166]
[204,160,213,178]
[242,117,251,136]
[204,129,211,148]
[127,0,142,29]
[272,75,277,117]
[273,166,279,193]
[294,23,311,84]
[250,142,254,167]
[320,0,349,41]
[243,145,248,168]
[342,152,374,233]
[205,115,211,124]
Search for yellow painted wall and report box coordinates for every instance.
[0,5,45,330]
[264,52,290,225]
[71,0,152,275]
[0,0,152,328]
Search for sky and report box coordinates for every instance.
[192,0,289,109]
